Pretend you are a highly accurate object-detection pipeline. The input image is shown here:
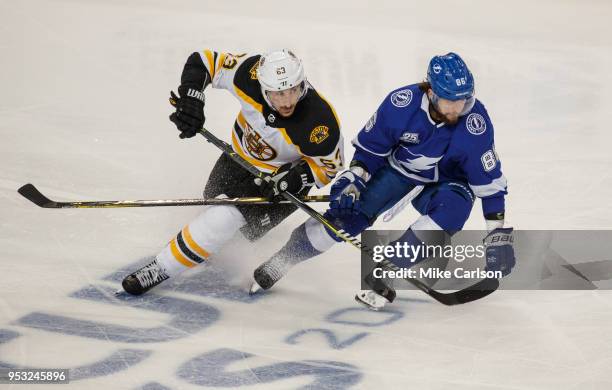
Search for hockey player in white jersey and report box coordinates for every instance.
[251,52,515,309]
[121,49,344,295]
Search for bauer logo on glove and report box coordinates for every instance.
[483,227,516,277]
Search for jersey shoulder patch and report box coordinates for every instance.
[233,54,265,106]
[465,112,487,135]
[389,88,414,108]
[386,84,422,109]
[274,89,340,156]
[461,101,493,136]
[379,85,423,132]
[452,101,495,154]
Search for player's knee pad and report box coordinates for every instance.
[445,182,475,203]
[412,181,474,215]
[424,189,473,233]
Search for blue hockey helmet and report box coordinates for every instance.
[427,52,475,116]
[427,52,474,100]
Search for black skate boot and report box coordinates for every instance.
[122,259,169,295]
[250,257,291,294]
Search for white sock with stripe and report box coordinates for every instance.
[157,204,247,277]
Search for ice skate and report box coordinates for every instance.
[121,259,169,296]
[354,290,390,311]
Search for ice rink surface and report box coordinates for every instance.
[2,0,612,388]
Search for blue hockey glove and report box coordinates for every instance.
[329,170,367,217]
[483,227,515,277]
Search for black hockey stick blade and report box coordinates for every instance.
[18,183,58,208]
[429,277,500,305]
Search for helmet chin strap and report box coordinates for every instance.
[298,80,310,100]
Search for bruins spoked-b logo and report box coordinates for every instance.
[244,128,277,161]
[309,126,330,144]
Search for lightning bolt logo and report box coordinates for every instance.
[398,152,442,173]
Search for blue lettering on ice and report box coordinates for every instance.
[0,328,151,381]
[177,348,362,389]
[285,328,369,350]
[0,328,19,347]
[17,285,220,343]
[140,382,173,390]
[4,264,375,388]
[325,307,404,327]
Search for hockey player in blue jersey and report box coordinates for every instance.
[250,52,515,310]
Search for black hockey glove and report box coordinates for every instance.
[169,87,205,139]
[256,160,315,201]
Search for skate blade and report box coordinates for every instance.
[114,288,125,296]
[249,282,262,295]
[354,294,381,311]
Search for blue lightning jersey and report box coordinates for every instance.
[352,84,507,216]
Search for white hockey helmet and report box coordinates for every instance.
[257,49,308,108]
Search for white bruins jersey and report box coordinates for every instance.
[198,50,344,187]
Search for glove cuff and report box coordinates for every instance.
[349,160,371,181]
[485,219,504,232]
[178,85,205,104]
[290,160,316,193]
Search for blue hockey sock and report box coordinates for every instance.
[272,223,322,265]
[253,223,322,290]
[385,229,447,268]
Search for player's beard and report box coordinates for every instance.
[429,103,460,125]
[441,113,460,125]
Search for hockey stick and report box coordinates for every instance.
[17,183,329,209]
[198,128,499,305]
